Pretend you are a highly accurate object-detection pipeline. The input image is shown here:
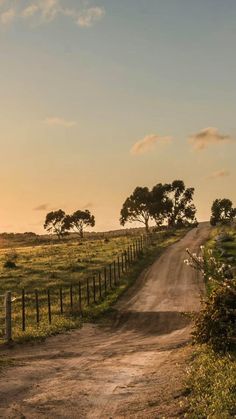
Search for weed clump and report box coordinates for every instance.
[3,250,18,269]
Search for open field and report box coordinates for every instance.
[0,234,142,292]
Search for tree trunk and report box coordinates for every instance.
[145,219,149,233]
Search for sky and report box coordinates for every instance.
[0,0,236,233]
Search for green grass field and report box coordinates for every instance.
[0,235,145,292]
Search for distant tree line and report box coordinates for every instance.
[44,209,95,240]
[120,180,198,232]
[42,180,236,240]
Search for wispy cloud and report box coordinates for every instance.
[33,203,50,211]
[130,134,172,155]
[77,7,105,27]
[82,202,94,210]
[0,7,15,24]
[0,1,105,27]
[208,169,231,179]
[189,127,233,151]
[44,117,77,128]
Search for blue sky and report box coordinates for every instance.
[0,0,235,232]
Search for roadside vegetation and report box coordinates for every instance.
[184,208,236,418]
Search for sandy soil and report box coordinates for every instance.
[0,223,211,419]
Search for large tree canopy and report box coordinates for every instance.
[149,183,172,227]
[64,210,95,238]
[120,186,151,232]
[44,210,67,239]
[210,199,236,226]
[120,180,197,232]
[167,180,197,227]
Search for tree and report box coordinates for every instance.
[44,210,67,240]
[149,183,172,227]
[167,180,197,227]
[120,187,151,232]
[210,199,236,226]
[65,210,95,238]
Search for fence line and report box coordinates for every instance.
[1,234,153,342]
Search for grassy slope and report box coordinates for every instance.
[0,235,140,292]
[0,229,187,343]
[186,224,236,419]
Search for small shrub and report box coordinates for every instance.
[216,233,234,243]
[3,249,19,269]
[185,247,236,352]
[3,260,17,269]
[193,280,236,352]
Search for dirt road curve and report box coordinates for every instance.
[0,223,211,419]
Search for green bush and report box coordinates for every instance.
[186,346,236,419]
[193,280,236,352]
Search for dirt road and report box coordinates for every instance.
[0,224,211,419]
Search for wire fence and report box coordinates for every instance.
[1,234,152,343]
[0,293,6,340]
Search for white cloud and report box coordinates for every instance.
[44,117,77,127]
[0,7,15,25]
[130,134,172,155]
[77,7,105,27]
[21,4,39,18]
[0,1,105,27]
[189,127,233,151]
[208,169,231,179]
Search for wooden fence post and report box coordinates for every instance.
[60,287,63,314]
[35,290,39,324]
[130,245,133,263]
[70,284,73,311]
[133,242,136,259]
[127,247,130,266]
[125,250,128,270]
[109,264,112,288]
[5,291,12,343]
[22,289,26,332]
[47,289,52,324]
[86,278,90,306]
[78,281,82,314]
[98,272,102,299]
[113,261,116,286]
[93,276,96,303]
[104,267,107,295]
[121,253,124,272]
[117,256,121,279]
